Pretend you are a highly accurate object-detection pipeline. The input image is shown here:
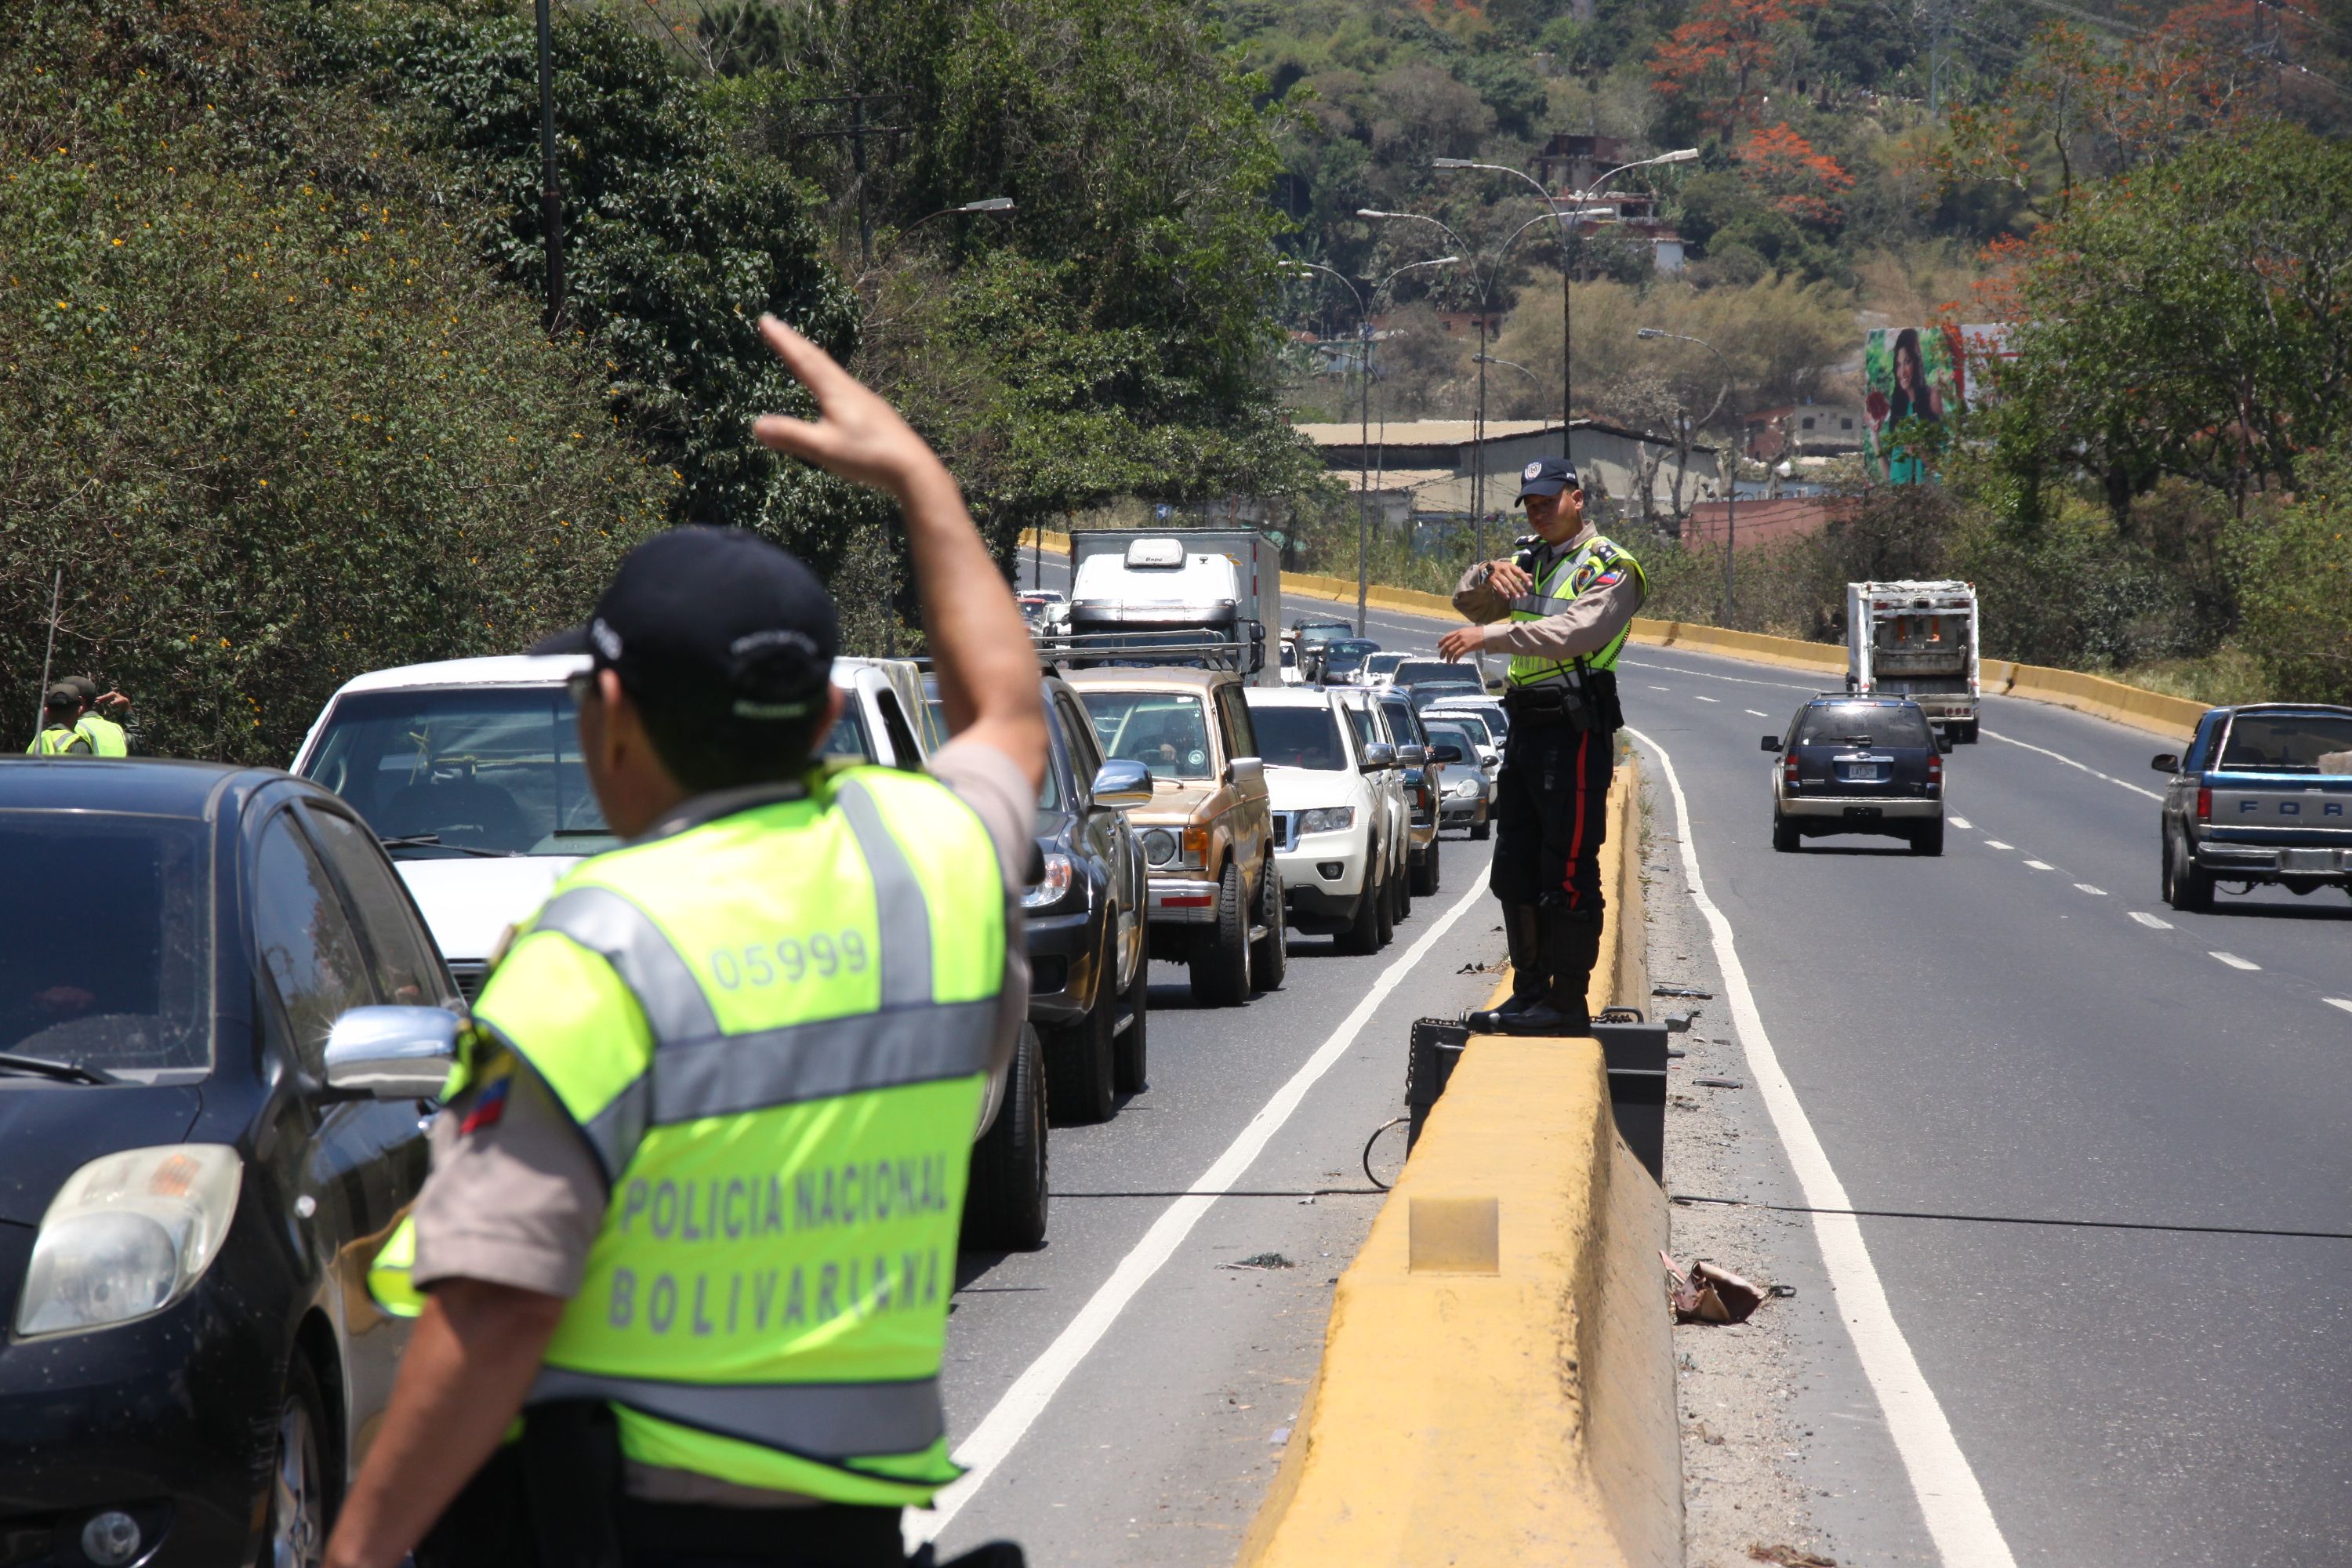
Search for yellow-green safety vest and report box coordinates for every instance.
[370,767,1006,1507]
[76,713,127,757]
[28,724,89,757]
[1505,533,1647,690]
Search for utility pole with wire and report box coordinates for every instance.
[535,0,568,335]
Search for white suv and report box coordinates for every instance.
[1244,688,1399,955]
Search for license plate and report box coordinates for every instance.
[1841,764,1885,782]
[2282,848,2336,873]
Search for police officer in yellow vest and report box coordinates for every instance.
[325,315,1048,1568]
[67,676,132,757]
[1438,457,1646,1036]
[29,685,93,756]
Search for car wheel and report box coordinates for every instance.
[267,1358,332,1568]
[1044,928,1118,1123]
[1339,867,1384,955]
[964,1023,1048,1250]
[1113,923,1149,1094]
[1189,861,1253,1006]
[2165,829,2215,913]
[1392,852,1412,924]
[1372,859,1396,947]
[1410,836,1441,896]
[1772,809,1800,852]
[1470,808,1492,842]
[1250,863,1288,991]
[1910,817,1945,856]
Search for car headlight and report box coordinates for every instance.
[16,1145,242,1338]
[1451,778,1479,797]
[1297,806,1356,835]
[1140,826,1207,869]
[1142,828,1178,867]
[1023,851,1075,909]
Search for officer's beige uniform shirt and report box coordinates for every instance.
[1451,521,1645,661]
[407,738,1036,1507]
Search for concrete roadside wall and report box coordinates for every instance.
[1237,764,1681,1567]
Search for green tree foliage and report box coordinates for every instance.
[318,4,860,535]
[2230,452,2352,703]
[1990,123,2352,517]
[0,0,670,762]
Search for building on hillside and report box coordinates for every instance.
[1294,417,1726,539]
[1680,497,1850,552]
[1742,403,1867,461]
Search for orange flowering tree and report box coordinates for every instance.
[1738,122,1855,226]
[1650,0,1827,138]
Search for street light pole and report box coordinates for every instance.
[1637,326,1738,619]
[1282,254,1457,635]
[1434,150,1697,462]
[535,0,567,335]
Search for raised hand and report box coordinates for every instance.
[751,314,942,499]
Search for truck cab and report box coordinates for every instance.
[2154,703,2352,912]
[1846,580,1980,742]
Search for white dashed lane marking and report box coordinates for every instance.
[1649,684,1672,691]
[1950,815,1973,829]
[2326,999,2352,1016]
[2211,951,2261,971]
[2131,912,2174,929]
[2024,859,2054,870]
[2075,884,2107,896]
[1984,840,2014,851]
[1746,709,1769,717]
[1694,695,1719,703]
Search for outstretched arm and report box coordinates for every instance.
[752,315,1047,793]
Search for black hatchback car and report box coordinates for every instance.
[1764,695,1951,854]
[929,677,1152,1126]
[0,760,463,1568]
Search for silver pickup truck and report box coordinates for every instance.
[2153,703,2352,912]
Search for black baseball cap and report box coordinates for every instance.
[532,527,838,726]
[65,675,99,703]
[1515,456,1581,503]
[43,684,81,711]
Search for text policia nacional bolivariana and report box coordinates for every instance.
[604,1155,958,1338]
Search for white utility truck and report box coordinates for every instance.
[1062,529,1283,687]
[1846,579,1981,742]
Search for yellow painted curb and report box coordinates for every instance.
[1238,761,1676,1566]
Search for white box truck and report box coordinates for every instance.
[1060,529,1283,687]
[1846,579,1980,742]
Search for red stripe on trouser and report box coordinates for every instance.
[1563,728,1591,905]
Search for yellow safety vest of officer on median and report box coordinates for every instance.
[1504,534,1649,691]
[371,764,1004,1504]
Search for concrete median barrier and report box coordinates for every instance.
[1238,763,1679,1567]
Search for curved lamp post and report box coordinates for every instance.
[1433,150,1697,457]
[1637,325,1738,619]
[1280,254,1459,633]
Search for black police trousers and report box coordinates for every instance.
[1489,710,1615,921]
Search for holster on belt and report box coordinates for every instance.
[1502,683,1595,731]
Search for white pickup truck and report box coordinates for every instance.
[1846,580,1980,742]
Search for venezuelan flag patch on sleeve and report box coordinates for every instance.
[459,1075,512,1134]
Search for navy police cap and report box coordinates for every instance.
[1515,456,1581,503]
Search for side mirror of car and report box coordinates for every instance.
[323,1005,464,1102]
[1359,742,1397,772]
[2151,753,2181,774]
[1429,743,1465,764]
[1091,758,1154,809]
[1759,735,1781,752]
[1225,756,1267,796]
[1396,743,1427,768]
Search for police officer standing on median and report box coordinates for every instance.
[29,685,93,756]
[67,676,132,757]
[1438,456,1646,1036]
[324,316,1047,1568]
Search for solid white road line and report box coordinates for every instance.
[2130,911,2174,929]
[1984,840,2014,851]
[1950,815,1973,829]
[907,873,1494,1548]
[2074,884,2107,896]
[2024,859,2054,870]
[1628,727,2020,1568]
[1980,728,2163,802]
[2210,951,2260,971]
[2325,998,2352,1016]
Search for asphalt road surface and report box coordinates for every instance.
[1018,550,2350,1563]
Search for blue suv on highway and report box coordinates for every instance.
[1764,695,1952,855]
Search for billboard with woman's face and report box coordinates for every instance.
[1864,325,1965,485]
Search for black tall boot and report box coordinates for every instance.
[1497,910,1602,1036]
[1465,902,1543,1033]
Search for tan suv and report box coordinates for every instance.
[1066,667,1283,1005]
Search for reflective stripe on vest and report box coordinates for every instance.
[30,726,85,757]
[369,768,1004,1507]
[1506,535,1646,688]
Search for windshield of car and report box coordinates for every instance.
[821,702,872,761]
[1364,652,1408,676]
[1410,683,1484,712]
[1080,691,1214,780]
[1294,624,1348,647]
[303,686,617,857]
[1426,712,1494,747]
[1794,703,1933,747]
[1421,721,1476,760]
[1249,703,1347,771]
[0,813,209,1079]
[1319,640,1379,677]
[2219,713,2352,772]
